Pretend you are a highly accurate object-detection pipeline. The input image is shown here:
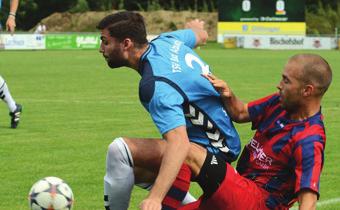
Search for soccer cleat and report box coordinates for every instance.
[9,103,22,128]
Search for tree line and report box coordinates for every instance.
[0,0,339,35]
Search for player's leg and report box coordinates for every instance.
[177,145,226,210]
[135,143,206,210]
[131,140,196,209]
[190,149,226,199]
[185,143,207,177]
[122,138,194,208]
[163,144,207,206]
[136,170,196,206]
[161,163,192,209]
[104,137,196,210]
[160,143,210,210]
[136,177,196,206]
[0,76,16,112]
[104,136,166,210]
[181,145,269,210]
[160,143,208,209]
[0,75,22,128]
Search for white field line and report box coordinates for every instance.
[290,197,340,209]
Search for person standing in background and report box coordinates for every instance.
[1,0,23,128]
[5,0,19,33]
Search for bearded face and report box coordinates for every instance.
[100,28,128,69]
[105,46,129,68]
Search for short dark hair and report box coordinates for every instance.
[291,54,332,96]
[97,11,148,47]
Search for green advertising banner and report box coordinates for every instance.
[46,34,74,49]
[46,34,100,49]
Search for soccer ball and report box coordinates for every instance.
[28,176,74,210]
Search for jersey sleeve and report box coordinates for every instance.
[247,93,279,130]
[148,81,186,135]
[293,134,325,197]
[161,29,196,49]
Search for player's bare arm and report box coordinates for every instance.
[185,19,208,47]
[6,0,19,33]
[203,74,250,123]
[140,126,190,210]
[297,189,317,210]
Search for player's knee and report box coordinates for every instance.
[106,137,134,168]
[107,138,123,161]
[104,140,135,210]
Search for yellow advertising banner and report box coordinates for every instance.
[218,22,306,35]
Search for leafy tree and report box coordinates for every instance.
[1,0,77,30]
[1,0,339,34]
[70,0,90,13]
[306,0,340,34]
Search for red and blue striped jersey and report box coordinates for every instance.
[236,93,326,209]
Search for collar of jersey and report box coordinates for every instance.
[138,44,152,74]
[282,108,322,125]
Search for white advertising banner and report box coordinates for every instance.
[241,35,336,50]
[303,37,336,49]
[0,34,45,50]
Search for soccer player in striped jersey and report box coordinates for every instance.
[97,12,241,210]
[179,53,332,210]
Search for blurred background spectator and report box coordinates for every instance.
[34,22,46,34]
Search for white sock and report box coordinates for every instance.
[136,184,197,204]
[182,192,197,204]
[0,76,17,112]
[104,137,134,210]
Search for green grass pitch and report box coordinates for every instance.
[0,45,339,210]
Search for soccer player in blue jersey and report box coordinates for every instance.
[1,0,22,128]
[96,11,241,210]
[178,54,332,210]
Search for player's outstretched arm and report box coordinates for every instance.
[203,74,250,123]
[185,19,208,47]
[297,190,317,210]
[6,0,19,33]
[140,126,191,210]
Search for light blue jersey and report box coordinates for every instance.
[138,29,240,162]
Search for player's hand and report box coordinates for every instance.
[139,198,161,210]
[185,18,205,31]
[6,16,16,34]
[203,74,232,98]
